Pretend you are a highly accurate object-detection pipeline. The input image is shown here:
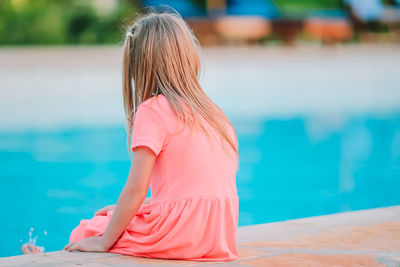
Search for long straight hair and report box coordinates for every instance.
[122,10,238,159]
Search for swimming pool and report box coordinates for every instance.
[0,112,399,257]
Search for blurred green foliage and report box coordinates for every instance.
[0,0,137,45]
[0,0,394,45]
[273,0,344,11]
[272,0,347,19]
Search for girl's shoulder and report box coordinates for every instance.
[139,94,171,113]
[136,94,177,130]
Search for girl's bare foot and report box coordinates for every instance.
[21,243,43,254]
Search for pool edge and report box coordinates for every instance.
[1,205,399,266]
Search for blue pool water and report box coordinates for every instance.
[0,112,399,257]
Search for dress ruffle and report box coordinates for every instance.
[69,195,239,261]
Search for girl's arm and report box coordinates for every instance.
[100,146,156,250]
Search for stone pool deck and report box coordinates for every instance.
[1,206,399,266]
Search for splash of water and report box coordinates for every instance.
[20,227,46,253]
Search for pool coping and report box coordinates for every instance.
[1,205,399,266]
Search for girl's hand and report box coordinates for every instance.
[63,236,109,253]
[94,204,116,216]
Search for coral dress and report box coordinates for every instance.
[69,94,239,261]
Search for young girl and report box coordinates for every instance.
[62,10,239,261]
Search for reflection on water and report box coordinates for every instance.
[0,112,399,256]
[235,113,400,226]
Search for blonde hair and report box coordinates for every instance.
[122,9,238,158]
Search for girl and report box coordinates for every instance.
[62,10,239,261]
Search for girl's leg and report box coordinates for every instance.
[21,243,43,254]
[68,197,152,245]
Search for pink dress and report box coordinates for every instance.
[69,94,239,261]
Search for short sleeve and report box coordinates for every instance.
[130,104,167,156]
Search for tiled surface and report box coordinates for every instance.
[1,206,399,266]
